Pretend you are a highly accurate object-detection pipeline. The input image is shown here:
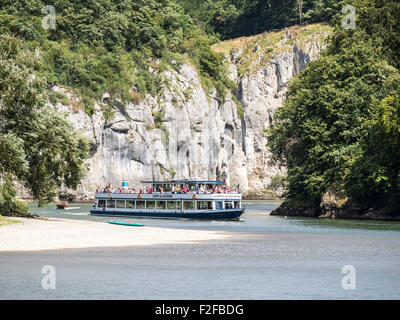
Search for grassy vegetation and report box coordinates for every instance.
[243,189,281,200]
[212,23,333,76]
[0,215,21,227]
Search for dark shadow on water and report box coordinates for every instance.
[286,216,400,232]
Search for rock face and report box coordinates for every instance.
[53,36,327,200]
[270,191,400,221]
[237,42,323,191]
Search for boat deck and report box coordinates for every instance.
[91,192,244,220]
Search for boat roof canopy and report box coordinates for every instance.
[141,180,224,185]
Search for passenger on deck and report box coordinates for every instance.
[98,182,241,194]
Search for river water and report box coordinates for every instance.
[0,201,399,299]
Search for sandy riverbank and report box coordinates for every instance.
[0,217,229,252]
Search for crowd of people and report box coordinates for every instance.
[96,182,240,194]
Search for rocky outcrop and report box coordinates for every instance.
[319,190,400,220]
[54,65,248,200]
[48,28,329,201]
[270,190,400,221]
[270,199,322,218]
[235,41,323,191]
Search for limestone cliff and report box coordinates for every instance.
[53,24,331,200]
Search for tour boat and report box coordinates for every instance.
[90,180,244,220]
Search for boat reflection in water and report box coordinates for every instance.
[90,180,244,220]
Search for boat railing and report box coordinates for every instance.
[95,190,241,195]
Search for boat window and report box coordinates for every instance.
[136,201,145,209]
[126,200,135,209]
[224,201,233,209]
[167,201,178,209]
[215,201,223,210]
[198,201,212,210]
[234,201,241,209]
[147,201,156,209]
[183,201,195,210]
[116,200,125,208]
[156,201,166,210]
[98,200,106,208]
[107,200,116,208]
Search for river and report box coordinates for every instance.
[0,201,399,299]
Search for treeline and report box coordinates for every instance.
[0,0,233,109]
[268,0,400,214]
[0,0,339,108]
[177,0,338,40]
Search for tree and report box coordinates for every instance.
[0,35,89,212]
[268,31,399,201]
[176,0,337,39]
[267,0,400,207]
[345,85,400,201]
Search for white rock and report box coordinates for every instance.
[50,40,326,200]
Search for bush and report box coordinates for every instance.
[153,109,166,129]
[0,176,29,217]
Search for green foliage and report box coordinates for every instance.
[153,109,166,129]
[267,0,400,204]
[231,94,244,120]
[0,0,236,104]
[0,216,21,226]
[345,85,400,201]
[177,0,338,40]
[186,34,234,100]
[0,175,29,217]
[84,103,95,117]
[269,174,287,192]
[24,107,90,206]
[0,134,28,179]
[0,35,89,210]
[133,68,165,98]
[215,80,227,103]
[48,91,69,106]
[345,0,400,69]
[40,39,135,106]
[100,104,115,123]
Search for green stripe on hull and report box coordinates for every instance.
[108,221,144,227]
